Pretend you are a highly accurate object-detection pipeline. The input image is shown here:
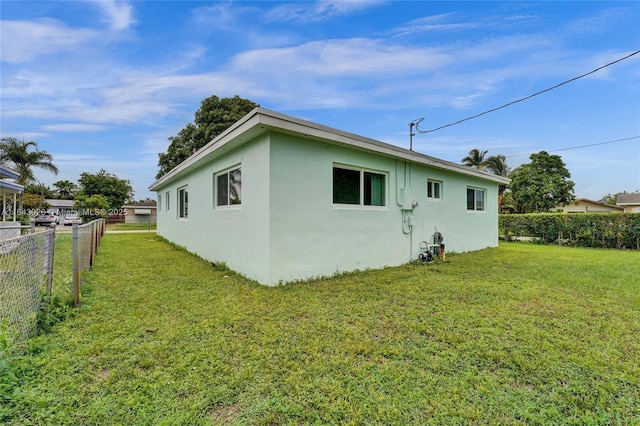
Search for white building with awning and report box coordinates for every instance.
[1,164,24,239]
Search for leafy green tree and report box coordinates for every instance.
[600,193,618,205]
[500,190,517,214]
[53,180,79,199]
[508,151,575,213]
[22,193,50,211]
[78,169,134,209]
[137,197,156,204]
[157,95,259,178]
[73,194,110,221]
[0,137,58,185]
[157,124,198,179]
[461,148,488,170]
[23,183,56,199]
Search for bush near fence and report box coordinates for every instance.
[499,213,640,249]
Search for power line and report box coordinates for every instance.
[505,135,640,158]
[417,50,640,134]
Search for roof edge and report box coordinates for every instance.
[254,108,511,185]
[150,108,263,190]
[571,198,625,210]
[149,108,510,190]
[0,164,20,180]
[0,180,23,193]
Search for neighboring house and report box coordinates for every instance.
[553,198,624,213]
[149,108,510,286]
[122,201,157,224]
[0,164,24,240]
[616,193,640,213]
[45,199,75,216]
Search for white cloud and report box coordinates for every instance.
[0,2,136,65]
[0,18,95,63]
[563,7,627,36]
[267,0,383,23]
[388,13,479,37]
[449,86,496,109]
[0,30,591,129]
[92,0,136,31]
[52,153,104,162]
[229,38,451,77]
[387,10,542,38]
[41,123,107,132]
[191,2,249,28]
[2,4,636,151]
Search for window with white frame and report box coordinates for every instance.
[427,179,442,200]
[216,167,241,207]
[466,187,485,211]
[178,186,188,218]
[333,166,386,207]
[165,191,170,211]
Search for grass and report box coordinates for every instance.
[4,235,639,425]
[106,221,156,231]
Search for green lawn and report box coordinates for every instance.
[106,221,156,231]
[4,235,640,425]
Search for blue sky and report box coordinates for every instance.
[1,1,639,201]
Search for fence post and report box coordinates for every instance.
[72,222,80,306]
[89,221,95,268]
[44,230,55,293]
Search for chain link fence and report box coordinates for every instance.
[72,219,106,306]
[0,221,37,240]
[1,218,107,340]
[0,229,55,339]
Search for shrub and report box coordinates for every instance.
[500,213,640,249]
[36,291,75,334]
[0,324,20,419]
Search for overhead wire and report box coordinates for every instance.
[417,50,640,135]
[505,135,640,158]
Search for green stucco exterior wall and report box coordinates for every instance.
[154,131,500,285]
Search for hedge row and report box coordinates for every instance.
[499,213,640,250]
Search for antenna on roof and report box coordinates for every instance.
[409,117,425,151]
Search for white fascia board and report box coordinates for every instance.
[0,179,23,193]
[149,108,510,190]
[0,164,20,180]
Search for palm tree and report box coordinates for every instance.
[485,154,511,214]
[461,148,488,170]
[484,154,510,177]
[0,137,59,185]
[53,180,79,200]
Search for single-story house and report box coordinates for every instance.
[45,199,75,216]
[552,198,625,213]
[0,164,24,240]
[149,108,510,286]
[616,193,640,213]
[122,201,157,224]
